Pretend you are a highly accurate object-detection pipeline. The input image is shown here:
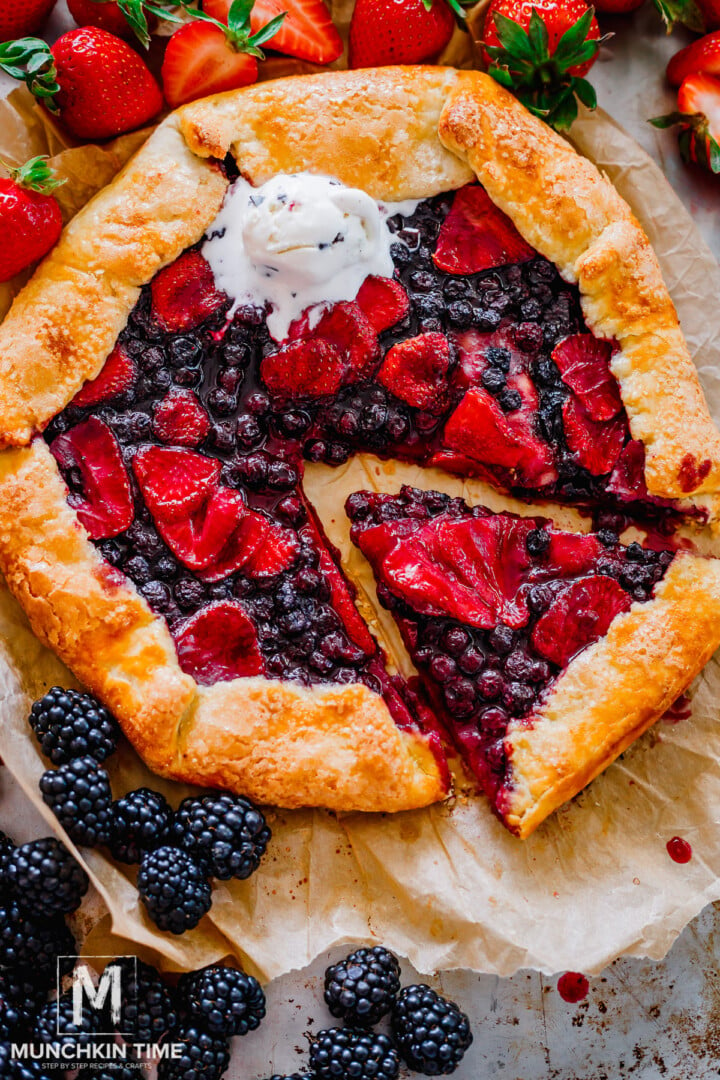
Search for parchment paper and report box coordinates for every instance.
[1,57,720,979]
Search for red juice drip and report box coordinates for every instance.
[663,693,693,724]
[557,972,589,1003]
[666,836,692,864]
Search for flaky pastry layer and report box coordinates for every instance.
[502,551,720,838]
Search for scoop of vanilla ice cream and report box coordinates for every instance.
[203,173,401,341]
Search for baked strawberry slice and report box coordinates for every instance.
[433,185,535,275]
[174,601,265,685]
[73,344,136,408]
[152,390,210,448]
[358,513,535,629]
[133,446,221,523]
[531,576,632,667]
[355,276,410,334]
[313,301,380,380]
[49,417,133,540]
[443,387,557,487]
[262,339,347,399]
[159,487,247,572]
[544,531,603,577]
[552,334,622,421]
[150,251,226,334]
[198,509,270,584]
[377,332,452,413]
[243,521,300,580]
[562,396,627,476]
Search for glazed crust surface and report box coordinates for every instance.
[0,67,718,824]
[501,551,720,838]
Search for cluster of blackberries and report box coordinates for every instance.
[264,946,473,1079]
[30,687,271,934]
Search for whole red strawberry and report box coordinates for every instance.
[593,0,643,11]
[667,30,720,86]
[0,0,56,39]
[652,72,720,174]
[0,27,163,141]
[348,0,464,67]
[0,156,63,282]
[483,1,604,130]
[66,0,159,46]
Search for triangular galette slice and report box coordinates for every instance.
[346,486,720,837]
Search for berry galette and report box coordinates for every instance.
[0,67,719,835]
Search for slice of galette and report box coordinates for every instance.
[346,486,720,837]
[0,67,719,827]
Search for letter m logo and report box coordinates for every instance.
[59,955,137,1036]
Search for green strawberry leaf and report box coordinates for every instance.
[649,110,695,129]
[5,154,65,194]
[248,11,287,46]
[527,8,549,63]
[549,88,580,131]
[708,133,720,172]
[573,76,597,110]
[552,7,595,64]
[651,0,704,31]
[0,38,60,110]
[490,11,536,63]
[487,63,516,89]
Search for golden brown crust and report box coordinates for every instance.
[0,440,445,809]
[502,551,720,838]
[178,66,474,199]
[0,118,228,448]
[438,71,720,501]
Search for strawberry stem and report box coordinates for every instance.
[0,37,60,111]
[651,0,704,32]
[2,154,65,193]
[189,0,286,56]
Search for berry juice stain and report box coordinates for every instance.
[662,693,692,724]
[666,836,692,864]
[557,972,589,1003]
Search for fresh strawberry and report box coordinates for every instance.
[152,389,210,447]
[150,252,226,334]
[203,0,343,64]
[73,344,136,408]
[443,387,558,486]
[355,276,409,334]
[377,333,452,414]
[562,396,626,476]
[262,339,347,398]
[50,417,134,539]
[133,446,221,522]
[243,521,300,579]
[0,28,163,141]
[349,0,463,67]
[483,1,604,131]
[667,31,720,86]
[531,576,632,667]
[312,302,380,379]
[357,513,535,630]
[551,334,621,421]
[433,185,535,276]
[66,0,159,46]
[159,487,247,570]
[174,601,265,685]
[0,0,56,38]
[607,439,674,507]
[161,0,287,108]
[305,511,376,653]
[0,156,63,283]
[652,73,720,174]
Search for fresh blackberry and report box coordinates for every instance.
[156,1025,230,1080]
[171,793,270,880]
[7,837,89,917]
[0,991,32,1039]
[324,946,401,1026]
[137,846,211,934]
[0,830,15,877]
[77,1067,137,1080]
[0,1042,52,1079]
[309,1028,400,1080]
[391,985,473,1075]
[103,957,178,1044]
[39,756,113,847]
[108,788,173,864]
[0,898,75,973]
[0,970,48,1027]
[262,1074,313,1080]
[178,964,265,1037]
[29,688,120,765]
[33,991,104,1050]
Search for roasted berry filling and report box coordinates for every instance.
[346,486,674,803]
[45,179,684,699]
